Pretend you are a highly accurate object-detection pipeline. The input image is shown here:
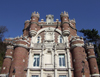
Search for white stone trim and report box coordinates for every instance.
[91,74,100,76]
[30,30,37,36]
[32,27,63,43]
[7,45,13,49]
[71,43,84,50]
[66,36,72,77]
[14,44,28,49]
[15,39,30,44]
[71,39,84,42]
[87,55,96,59]
[0,74,8,76]
[5,55,12,59]
[63,30,70,36]
[37,27,62,35]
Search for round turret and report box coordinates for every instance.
[1,45,13,75]
[70,36,90,77]
[9,39,29,77]
[60,11,70,36]
[30,11,40,36]
[85,43,99,77]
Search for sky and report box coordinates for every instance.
[0,0,100,39]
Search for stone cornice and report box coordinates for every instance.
[28,68,41,71]
[87,55,96,59]
[14,44,29,49]
[61,22,69,25]
[31,22,39,26]
[15,39,30,44]
[91,74,100,76]
[70,43,84,50]
[71,39,84,43]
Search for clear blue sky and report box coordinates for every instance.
[0,0,100,39]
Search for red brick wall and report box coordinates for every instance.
[72,47,90,77]
[9,46,28,77]
[1,46,13,74]
[87,48,99,75]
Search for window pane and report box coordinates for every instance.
[32,75,38,77]
[37,58,39,66]
[33,55,40,67]
[59,57,61,66]
[60,36,62,43]
[63,56,65,66]
[59,75,66,77]
[37,36,40,43]
[59,54,65,67]
[33,58,36,66]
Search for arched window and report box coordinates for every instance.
[60,36,63,43]
[58,35,63,43]
[37,36,41,43]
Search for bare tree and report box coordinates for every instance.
[0,26,8,42]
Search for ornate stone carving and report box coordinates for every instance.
[44,31,54,42]
[30,30,37,36]
[46,15,54,24]
[63,30,70,36]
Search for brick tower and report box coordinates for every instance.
[85,43,99,77]
[0,11,99,77]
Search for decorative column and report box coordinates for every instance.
[60,11,70,36]
[23,20,30,37]
[30,11,40,37]
[41,43,44,77]
[70,36,90,77]
[0,45,13,77]
[85,43,100,77]
[54,44,57,77]
[66,36,72,77]
[9,40,29,77]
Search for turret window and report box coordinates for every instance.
[33,54,40,67]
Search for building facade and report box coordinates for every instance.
[0,11,99,77]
